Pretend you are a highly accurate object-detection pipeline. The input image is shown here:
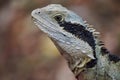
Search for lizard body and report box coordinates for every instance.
[31,4,120,80]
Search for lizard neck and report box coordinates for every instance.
[83,39,120,80]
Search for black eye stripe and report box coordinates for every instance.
[58,21,96,58]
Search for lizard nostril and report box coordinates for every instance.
[38,12,40,14]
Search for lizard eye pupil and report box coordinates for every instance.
[54,15,63,22]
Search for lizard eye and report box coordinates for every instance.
[53,14,64,22]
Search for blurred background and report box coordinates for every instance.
[0,0,120,80]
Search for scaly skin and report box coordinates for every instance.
[31,4,120,80]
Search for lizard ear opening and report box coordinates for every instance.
[53,14,64,22]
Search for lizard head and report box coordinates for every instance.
[31,4,120,77]
[31,4,97,62]
[31,4,86,35]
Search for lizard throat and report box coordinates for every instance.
[57,21,96,58]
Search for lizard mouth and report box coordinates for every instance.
[31,16,68,40]
[32,17,42,28]
[31,12,68,36]
[32,16,58,32]
[31,16,52,34]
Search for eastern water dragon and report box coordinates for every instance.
[31,4,120,80]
